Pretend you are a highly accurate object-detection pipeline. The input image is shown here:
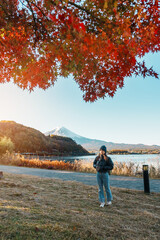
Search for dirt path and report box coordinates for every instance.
[1,164,160,192]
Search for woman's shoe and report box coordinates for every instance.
[100,202,105,207]
[106,201,112,205]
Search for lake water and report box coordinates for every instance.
[29,154,160,168]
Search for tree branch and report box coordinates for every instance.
[68,1,104,23]
[25,0,39,43]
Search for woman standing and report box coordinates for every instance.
[93,145,114,207]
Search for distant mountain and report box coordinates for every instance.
[45,127,160,153]
[0,121,89,156]
[45,127,82,140]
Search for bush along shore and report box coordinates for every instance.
[0,152,160,179]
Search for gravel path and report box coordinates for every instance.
[1,165,160,193]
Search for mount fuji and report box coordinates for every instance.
[45,126,107,152]
[45,127,82,140]
[45,127,160,153]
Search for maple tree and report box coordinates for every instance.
[0,0,159,101]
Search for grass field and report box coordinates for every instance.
[0,173,160,240]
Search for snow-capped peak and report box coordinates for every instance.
[45,127,82,139]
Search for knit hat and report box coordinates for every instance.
[100,145,107,153]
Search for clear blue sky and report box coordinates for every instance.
[0,52,160,146]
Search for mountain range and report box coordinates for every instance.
[0,121,89,156]
[45,127,160,153]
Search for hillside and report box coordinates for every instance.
[0,121,89,156]
[45,127,160,153]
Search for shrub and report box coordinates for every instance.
[0,136,14,155]
[0,153,160,179]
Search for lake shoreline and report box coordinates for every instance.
[0,152,160,179]
[20,152,160,157]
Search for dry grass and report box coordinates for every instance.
[0,173,160,240]
[0,152,160,178]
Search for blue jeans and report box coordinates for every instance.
[97,172,113,203]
